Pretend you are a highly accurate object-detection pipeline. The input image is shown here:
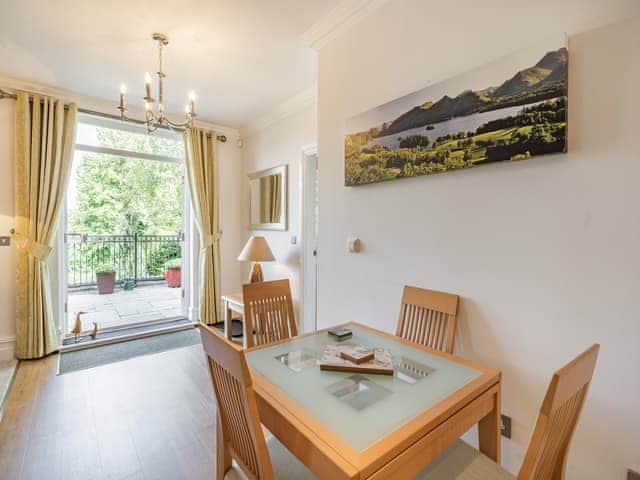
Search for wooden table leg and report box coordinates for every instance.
[241,315,248,349]
[478,383,501,462]
[224,301,232,341]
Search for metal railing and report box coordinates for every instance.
[65,233,182,288]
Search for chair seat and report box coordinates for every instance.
[415,440,515,480]
[225,436,317,479]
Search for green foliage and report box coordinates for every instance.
[95,263,115,274]
[146,242,181,276]
[66,126,185,284]
[398,135,431,148]
[344,97,567,186]
[511,152,532,161]
[476,98,565,134]
[164,258,182,269]
[68,127,183,236]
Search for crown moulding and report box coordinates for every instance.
[240,84,317,139]
[0,74,240,139]
[302,0,391,51]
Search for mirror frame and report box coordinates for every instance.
[248,164,288,231]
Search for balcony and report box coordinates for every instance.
[65,233,184,334]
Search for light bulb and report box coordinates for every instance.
[188,91,196,101]
[144,73,152,100]
[145,101,152,112]
[120,84,127,95]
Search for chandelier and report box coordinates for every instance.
[117,33,196,133]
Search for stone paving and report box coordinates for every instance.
[67,282,182,333]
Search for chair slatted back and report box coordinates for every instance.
[396,286,459,354]
[199,324,274,480]
[243,279,298,348]
[518,344,600,480]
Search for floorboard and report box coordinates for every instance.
[0,344,217,480]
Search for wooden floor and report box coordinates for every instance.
[0,344,218,480]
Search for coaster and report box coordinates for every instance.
[328,327,353,340]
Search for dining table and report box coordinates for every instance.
[244,322,501,479]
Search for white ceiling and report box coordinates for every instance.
[0,0,342,128]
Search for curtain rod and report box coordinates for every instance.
[0,88,227,142]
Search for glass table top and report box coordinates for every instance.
[246,325,481,452]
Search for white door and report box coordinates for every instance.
[302,148,318,333]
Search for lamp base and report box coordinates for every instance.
[249,262,263,283]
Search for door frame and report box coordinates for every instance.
[59,115,191,338]
[300,144,318,333]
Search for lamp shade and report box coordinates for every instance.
[237,236,275,262]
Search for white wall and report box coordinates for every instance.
[241,103,317,319]
[218,135,245,297]
[317,1,640,478]
[0,101,16,361]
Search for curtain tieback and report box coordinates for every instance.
[11,231,52,261]
[202,232,221,250]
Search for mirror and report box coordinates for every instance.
[248,165,288,230]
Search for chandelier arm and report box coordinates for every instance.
[118,33,195,134]
[157,38,165,116]
[164,117,193,129]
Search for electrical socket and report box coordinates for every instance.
[0,236,10,246]
[500,414,512,439]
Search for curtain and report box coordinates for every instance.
[260,176,271,223]
[14,92,77,359]
[259,174,281,223]
[269,174,281,223]
[184,127,221,325]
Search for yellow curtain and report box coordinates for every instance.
[269,174,281,223]
[259,174,281,223]
[14,92,77,359]
[184,128,221,325]
[260,176,271,223]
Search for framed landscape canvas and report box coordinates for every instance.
[344,37,568,186]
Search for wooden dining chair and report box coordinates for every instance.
[242,279,298,348]
[396,285,460,354]
[198,324,315,480]
[416,344,600,480]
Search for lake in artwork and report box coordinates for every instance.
[344,37,568,186]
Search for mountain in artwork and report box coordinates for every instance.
[378,47,568,137]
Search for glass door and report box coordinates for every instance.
[64,114,187,338]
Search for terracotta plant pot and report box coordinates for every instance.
[166,267,181,288]
[96,271,116,294]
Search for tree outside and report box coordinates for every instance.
[66,125,185,286]
[68,127,184,235]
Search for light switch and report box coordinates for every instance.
[0,236,10,247]
[347,237,360,253]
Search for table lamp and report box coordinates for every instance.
[237,235,275,283]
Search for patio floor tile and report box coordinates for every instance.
[67,282,183,333]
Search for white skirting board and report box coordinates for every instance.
[0,358,18,422]
[0,336,15,362]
